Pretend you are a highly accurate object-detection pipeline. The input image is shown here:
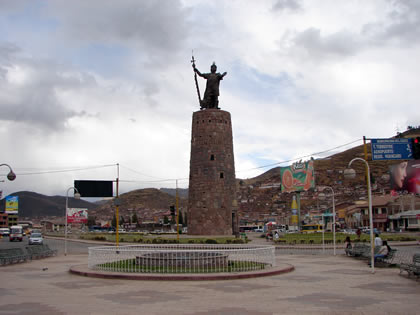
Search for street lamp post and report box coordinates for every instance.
[345,158,375,273]
[0,164,16,181]
[65,187,81,256]
[319,186,336,256]
[321,213,325,254]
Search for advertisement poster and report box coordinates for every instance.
[281,160,315,193]
[67,208,88,224]
[290,195,298,224]
[390,159,420,194]
[5,196,18,214]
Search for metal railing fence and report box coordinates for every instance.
[88,244,275,273]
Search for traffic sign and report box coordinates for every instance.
[371,138,413,160]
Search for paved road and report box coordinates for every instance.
[3,234,420,262]
[0,236,92,255]
[1,253,419,314]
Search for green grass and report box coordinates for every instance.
[274,232,418,245]
[98,258,267,273]
[79,233,247,244]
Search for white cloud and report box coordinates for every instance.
[0,0,419,197]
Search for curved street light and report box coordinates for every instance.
[345,157,375,274]
[318,186,336,256]
[0,164,16,181]
[65,187,81,256]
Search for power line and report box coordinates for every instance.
[3,139,363,183]
[119,164,167,180]
[13,164,117,176]
[120,178,189,184]
[236,138,362,173]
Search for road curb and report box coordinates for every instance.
[69,263,295,281]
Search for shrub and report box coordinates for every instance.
[205,239,218,244]
[94,236,106,241]
[188,239,195,244]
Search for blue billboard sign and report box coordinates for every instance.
[371,138,413,160]
[5,196,19,214]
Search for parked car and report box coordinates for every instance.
[0,228,10,237]
[363,228,381,235]
[343,229,356,235]
[28,233,43,245]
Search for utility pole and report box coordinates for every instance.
[176,179,179,242]
[115,163,120,247]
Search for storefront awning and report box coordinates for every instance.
[389,210,420,220]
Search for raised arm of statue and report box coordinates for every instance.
[194,67,204,78]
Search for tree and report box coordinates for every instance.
[111,214,117,228]
[120,216,125,226]
[132,213,139,227]
[178,211,184,226]
[163,215,169,225]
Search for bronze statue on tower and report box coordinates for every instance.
[191,55,227,110]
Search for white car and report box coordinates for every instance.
[28,233,43,245]
[343,229,356,235]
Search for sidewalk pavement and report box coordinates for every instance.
[0,253,419,314]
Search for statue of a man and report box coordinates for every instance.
[193,62,227,109]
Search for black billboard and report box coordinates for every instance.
[74,180,114,197]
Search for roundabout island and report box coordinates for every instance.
[70,244,294,281]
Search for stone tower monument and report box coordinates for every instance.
[188,59,238,235]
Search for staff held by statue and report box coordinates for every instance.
[191,53,202,108]
[191,53,227,110]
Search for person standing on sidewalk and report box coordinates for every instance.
[374,233,382,247]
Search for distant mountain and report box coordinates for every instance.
[89,188,188,221]
[0,191,98,219]
[235,132,420,223]
[160,188,188,198]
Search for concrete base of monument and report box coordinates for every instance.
[69,263,294,281]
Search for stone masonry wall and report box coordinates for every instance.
[188,109,236,235]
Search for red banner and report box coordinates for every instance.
[67,208,88,224]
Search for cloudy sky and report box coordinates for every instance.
[1,0,419,198]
